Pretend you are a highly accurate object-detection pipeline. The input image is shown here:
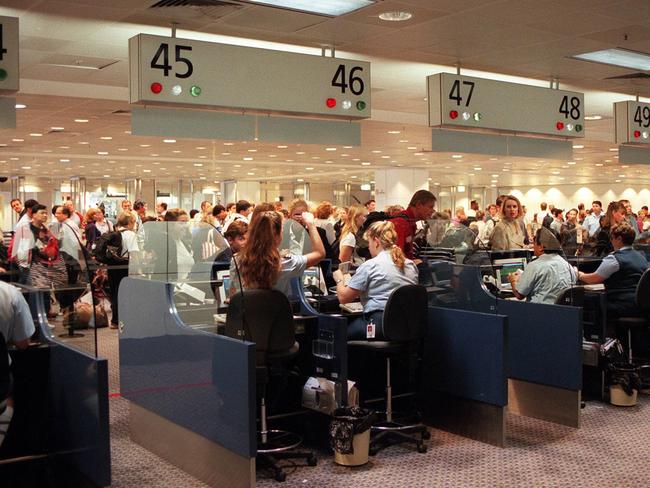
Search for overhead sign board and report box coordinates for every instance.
[614,100,650,145]
[129,34,370,119]
[428,73,585,138]
[0,16,19,93]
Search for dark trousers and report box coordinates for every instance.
[347,310,385,340]
[106,266,129,326]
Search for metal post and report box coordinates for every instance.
[386,357,392,422]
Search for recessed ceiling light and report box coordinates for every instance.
[398,139,408,143]
[248,149,257,152]
[305,167,314,170]
[60,159,70,163]
[97,151,108,155]
[163,139,176,143]
[74,119,89,123]
[387,130,401,134]
[139,144,151,148]
[407,146,417,150]
[351,175,358,178]
[172,150,181,153]
[15,104,26,109]
[234,164,242,168]
[198,155,207,159]
[118,148,128,151]
[143,169,151,173]
[572,48,650,71]
[572,144,584,149]
[326,147,337,151]
[381,155,390,159]
[50,126,64,131]
[297,178,304,182]
[243,157,254,161]
[452,154,463,159]
[584,115,602,121]
[29,133,42,137]
[371,150,382,154]
[9,157,19,160]
[243,0,374,16]
[194,163,203,167]
[609,148,619,151]
[378,10,412,22]
[296,151,306,155]
[222,152,231,156]
[277,145,288,149]
[100,136,112,140]
[247,172,255,175]
[361,162,371,166]
[12,138,23,142]
[567,161,576,165]
[595,163,604,166]
[21,166,31,169]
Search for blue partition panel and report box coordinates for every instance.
[49,343,111,486]
[422,307,508,407]
[119,278,256,459]
[497,300,582,390]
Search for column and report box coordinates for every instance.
[374,169,429,210]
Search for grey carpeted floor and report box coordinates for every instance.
[58,324,650,488]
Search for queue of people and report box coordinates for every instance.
[1,189,648,346]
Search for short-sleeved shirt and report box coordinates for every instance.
[230,254,308,297]
[593,246,640,280]
[0,281,36,363]
[515,253,577,304]
[340,232,364,266]
[120,229,139,255]
[348,250,418,313]
[582,212,602,237]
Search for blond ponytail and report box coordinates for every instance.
[364,221,407,270]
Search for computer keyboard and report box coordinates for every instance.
[340,302,364,314]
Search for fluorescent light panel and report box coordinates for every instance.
[242,0,374,16]
[571,48,650,71]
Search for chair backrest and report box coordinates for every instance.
[382,285,428,343]
[636,268,650,312]
[0,332,10,404]
[225,289,296,366]
[554,286,585,307]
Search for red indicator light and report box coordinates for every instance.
[326,98,337,108]
[556,122,564,130]
[449,110,459,119]
[634,130,641,138]
[150,82,163,94]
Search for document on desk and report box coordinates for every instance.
[340,302,363,314]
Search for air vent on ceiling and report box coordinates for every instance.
[605,73,650,79]
[150,0,242,8]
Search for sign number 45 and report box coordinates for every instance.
[150,43,193,79]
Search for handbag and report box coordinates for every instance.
[201,229,218,260]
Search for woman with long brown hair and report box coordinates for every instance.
[339,203,368,265]
[593,201,627,257]
[333,221,418,340]
[231,210,324,296]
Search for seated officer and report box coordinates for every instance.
[333,221,418,340]
[578,223,649,316]
[508,228,577,304]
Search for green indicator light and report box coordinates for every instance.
[356,100,366,111]
[473,112,482,121]
[575,124,583,132]
[0,69,7,81]
[190,85,202,97]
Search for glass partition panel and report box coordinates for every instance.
[129,221,230,335]
[420,215,497,314]
[10,217,98,356]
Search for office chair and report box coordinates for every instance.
[554,286,585,307]
[225,290,316,482]
[608,268,650,364]
[347,285,430,455]
[0,332,11,448]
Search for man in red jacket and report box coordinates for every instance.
[390,190,436,259]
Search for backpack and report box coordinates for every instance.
[92,230,128,265]
[355,211,409,260]
[542,214,554,229]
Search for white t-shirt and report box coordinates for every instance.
[340,232,364,265]
[95,220,113,235]
[120,229,139,255]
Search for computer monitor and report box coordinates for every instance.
[493,257,527,291]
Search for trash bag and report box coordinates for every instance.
[329,407,374,455]
[608,362,642,396]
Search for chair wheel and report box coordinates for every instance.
[417,443,427,453]
[275,471,286,482]
[308,455,318,466]
[422,431,431,440]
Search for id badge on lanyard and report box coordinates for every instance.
[366,319,376,339]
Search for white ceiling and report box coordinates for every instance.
[1,0,650,190]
